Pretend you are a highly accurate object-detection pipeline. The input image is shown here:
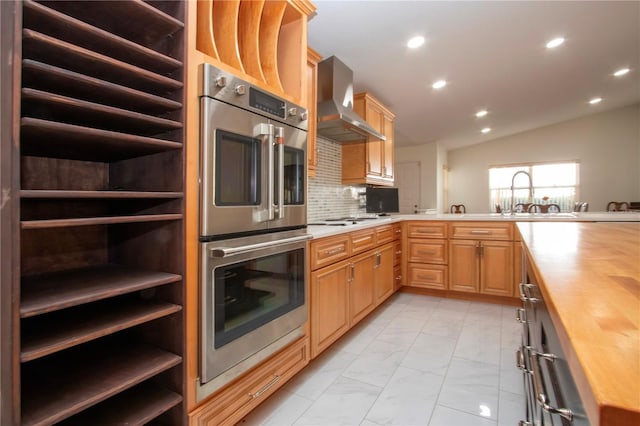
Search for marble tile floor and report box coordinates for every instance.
[239,292,526,426]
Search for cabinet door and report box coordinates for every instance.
[449,239,480,292]
[480,241,514,296]
[374,244,395,305]
[311,261,350,358]
[350,252,376,326]
[382,114,394,180]
[354,94,384,179]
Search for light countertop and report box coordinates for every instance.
[517,222,640,425]
[305,212,640,239]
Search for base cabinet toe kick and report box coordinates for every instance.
[517,258,589,426]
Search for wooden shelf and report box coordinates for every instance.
[21,118,182,161]
[22,60,182,114]
[21,343,182,426]
[57,381,182,426]
[22,29,183,93]
[41,0,184,45]
[21,190,183,199]
[23,0,182,74]
[21,300,182,362]
[21,265,182,318]
[21,213,182,230]
[22,88,183,136]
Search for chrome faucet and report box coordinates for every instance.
[510,171,533,214]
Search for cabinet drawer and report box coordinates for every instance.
[350,228,377,255]
[408,239,447,264]
[449,222,513,240]
[393,240,402,265]
[376,224,395,245]
[393,223,402,240]
[394,265,402,290]
[310,235,350,270]
[189,337,309,426]
[407,264,447,290]
[407,222,447,239]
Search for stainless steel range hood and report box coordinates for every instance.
[316,56,385,142]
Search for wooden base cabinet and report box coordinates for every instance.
[310,225,400,358]
[449,223,514,297]
[310,260,351,358]
[189,337,309,426]
[405,222,448,290]
[374,243,395,304]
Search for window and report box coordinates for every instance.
[489,162,579,212]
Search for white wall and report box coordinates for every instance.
[447,104,640,212]
[395,142,438,210]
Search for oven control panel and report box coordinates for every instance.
[199,63,308,130]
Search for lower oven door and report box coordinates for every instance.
[200,230,310,385]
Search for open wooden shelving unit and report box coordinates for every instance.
[1,0,187,424]
[195,0,315,105]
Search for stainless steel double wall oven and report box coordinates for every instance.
[198,63,309,397]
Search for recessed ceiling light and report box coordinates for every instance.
[546,37,565,49]
[476,110,488,118]
[613,68,630,77]
[589,97,602,105]
[481,127,491,134]
[407,36,425,49]
[432,80,447,89]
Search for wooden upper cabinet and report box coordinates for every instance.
[342,92,395,186]
[307,47,321,177]
[193,0,316,104]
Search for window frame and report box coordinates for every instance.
[488,161,580,212]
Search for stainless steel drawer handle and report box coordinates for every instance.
[519,283,539,303]
[249,374,281,399]
[470,230,490,234]
[516,307,527,323]
[325,247,345,256]
[529,350,573,422]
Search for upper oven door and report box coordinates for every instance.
[200,97,272,237]
[269,122,307,232]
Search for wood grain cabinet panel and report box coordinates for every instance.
[341,92,395,186]
[310,260,350,358]
[349,252,376,326]
[407,264,447,290]
[407,222,447,239]
[374,243,395,304]
[449,222,515,297]
[189,337,308,426]
[310,234,350,270]
[350,228,376,255]
[375,224,395,245]
[408,239,447,264]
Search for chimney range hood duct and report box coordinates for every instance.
[316,56,386,142]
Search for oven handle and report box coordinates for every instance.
[529,350,574,422]
[267,124,276,221]
[275,126,285,219]
[209,234,311,258]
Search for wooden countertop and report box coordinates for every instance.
[517,222,640,425]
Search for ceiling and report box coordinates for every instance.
[307,1,640,150]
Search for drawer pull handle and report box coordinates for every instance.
[470,230,490,234]
[417,274,434,280]
[417,229,438,233]
[516,308,527,324]
[324,247,345,256]
[519,283,539,303]
[529,351,573,421]
[249,374,281,399]
[395,250,402,255]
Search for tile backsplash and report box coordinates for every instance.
[308,136,364,222]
